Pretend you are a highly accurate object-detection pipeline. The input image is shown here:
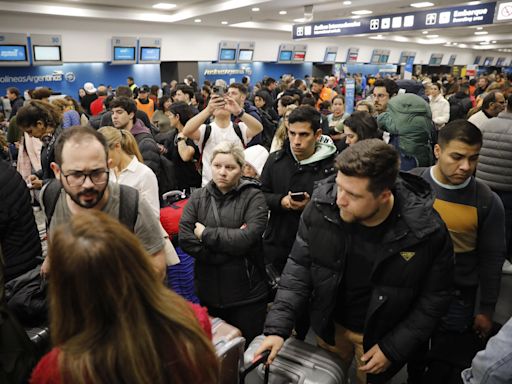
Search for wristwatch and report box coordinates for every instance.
[235,109,245,119]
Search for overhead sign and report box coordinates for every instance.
[495,1,512,21]
[293,2,496,39]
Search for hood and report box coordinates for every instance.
[206,177,260,200]
[130,119,151,135]
[312,172,440,239]
[291,134,337,165]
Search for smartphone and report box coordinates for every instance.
[290,192,306,202]
[212,85,224,96]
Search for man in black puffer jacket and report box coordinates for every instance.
[0,160,41,282]
[254,139,454,384]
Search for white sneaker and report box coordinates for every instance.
[502,259,512,275]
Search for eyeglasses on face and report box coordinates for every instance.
[62,169,109,187]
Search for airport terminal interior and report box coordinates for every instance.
[1,0,512,383]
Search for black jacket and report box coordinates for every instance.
[264,172,454,383]
[179,179,268,308]
[260,142,336,272]
[9,96,24,118]
[0,160,41,281]
[34,126,62,185]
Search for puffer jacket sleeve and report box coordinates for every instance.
[201,189,268,256]
[261,153,287,211]
[263,203,314,339]
[179,191,211,262]
[139,137,161,176]
[377,111,399,135]
[378,222,454,363]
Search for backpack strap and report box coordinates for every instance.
[41,179,63,230]
[475,179,493,231]
[233,123,245,147]
[408,167,429,178]
[118,185,139,232]
[201,124,212,153]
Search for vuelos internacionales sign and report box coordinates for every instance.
[293,2,496,39]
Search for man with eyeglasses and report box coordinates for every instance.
[39,126,166,279]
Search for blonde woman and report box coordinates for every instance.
[98,127,159,217]
[270,104,297,153]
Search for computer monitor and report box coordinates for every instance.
[140,47,160,61]
[33,45,61,61]
[219,48,236,61]
[278,50,293,61]
[238,49,253,62]
[113,46,136,61]
[0,45,27,61]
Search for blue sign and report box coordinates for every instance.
[113,47,135,61]
[140,47,160,61]
[0,62,160,99]
[0,45,27,61]
[345,78,355,113]
[293,2,496,39]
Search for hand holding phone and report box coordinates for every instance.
[290,192,306,202]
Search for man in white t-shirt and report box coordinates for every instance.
[183,90,263,186]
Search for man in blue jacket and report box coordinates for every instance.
[255,139,454,384]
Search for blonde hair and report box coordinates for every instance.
[274,104,298,147]
[211,141,245,168]
[98,126,143,162]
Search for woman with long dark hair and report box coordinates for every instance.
[31,211,219,384]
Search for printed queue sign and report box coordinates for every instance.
[293,2,496,39]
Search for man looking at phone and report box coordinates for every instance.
[261,105,337,275]
[183,87,263,186]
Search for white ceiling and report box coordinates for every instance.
[1,0,512,52]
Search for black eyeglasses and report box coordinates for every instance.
[62,169,109,187]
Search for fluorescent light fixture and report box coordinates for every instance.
[152,3,176,10]
[476,26,483,30]
[343,1,352,4]
[468,1,481,5]
[293,17,306,22]
[452,42,458,45]
[422,30,429,34]
[279,10,287,15]
[474,31,488,35]
[459,43,467,48]
[410,2,434,8]
[251,7,260,11]
[194,18,201,22]
[492,40,497,43]
[352,10,372,15]
[221,21,228,24]
[369,34,384,39]
[426,34,439,38]
[351,15,362,19]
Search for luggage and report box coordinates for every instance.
[242,335,345,384]
[25,325,51,359]
[210,317,245,384]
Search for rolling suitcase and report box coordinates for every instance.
[242,335,345,384]
[211,316,243,350]
[210,317,245,384]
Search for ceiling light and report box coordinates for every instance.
[410,2,434,8]
[279,10,287,15]
[492,40,497,43]
[343,1,352,4]
[422,30,429,34]
[426,34,439,38]
[452,42,458,45]
[251,7,260,11]
[221,21,228,25]
[352,10,373,15]
[468,1,481,5]
[293,17,306,22]
[351,15,362,19]
[476,26,483,30]
[474,31,488,35]
[459,43,467,48]
[194,18,201,22]
[152,2,176,10]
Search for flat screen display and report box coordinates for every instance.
[379,54,389,64]
[279,50,292,61]
[429,55,443,65]
[473,56,481,65]
[325,52,337,62]
[140,47,160,61]
[219,48,236,61]
[496,57,506,66]
[483,57,493,66]
[33,46,61,61]
[238,49,253,61]
[0,45,27,61]
[293,51,306,61]
[113,46,135,61]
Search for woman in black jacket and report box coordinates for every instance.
[179,141,268,343]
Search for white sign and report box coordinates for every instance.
[496,1,512,21]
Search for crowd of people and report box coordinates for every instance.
[1,69,512,383]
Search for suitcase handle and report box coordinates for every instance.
[239,350,270,384]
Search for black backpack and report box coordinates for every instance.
[42,179,139,231]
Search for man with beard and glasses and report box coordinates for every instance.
[39,126,166,279]
[253,139,454,384]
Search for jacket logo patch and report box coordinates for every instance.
[400,251,415,261]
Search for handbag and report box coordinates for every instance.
[5,263,48,327]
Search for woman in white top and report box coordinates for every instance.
[98,126,160,217]
[429,82,450,130]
